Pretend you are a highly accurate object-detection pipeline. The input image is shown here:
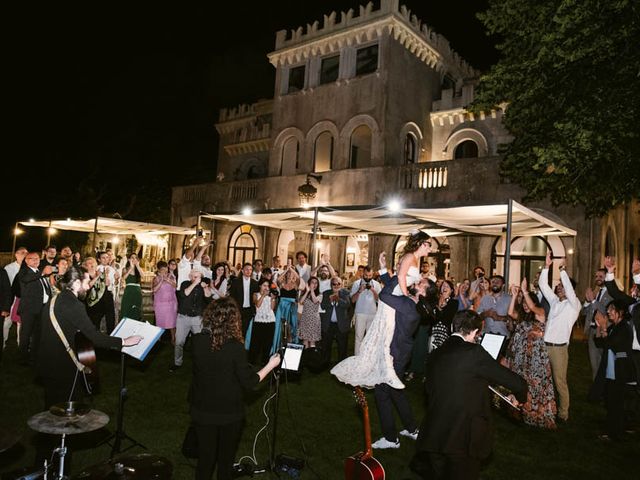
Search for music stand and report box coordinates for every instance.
[100,353,146,456]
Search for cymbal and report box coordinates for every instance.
[73,453,173,479]
[0,425,21,453]
[28,409,109,435]
[50,401,91,417]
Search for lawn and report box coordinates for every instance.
[0,328,637,479]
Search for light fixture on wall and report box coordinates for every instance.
[297,173,323,208]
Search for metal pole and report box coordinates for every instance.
[91,217,99,254]
[46,220,52,246]
[310,207,319,269]
[11,222,18,253]
[504,199,513,286]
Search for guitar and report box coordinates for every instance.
[75,331,99,390]
[344,387,385,480]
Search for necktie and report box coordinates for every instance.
[596,289,602,302]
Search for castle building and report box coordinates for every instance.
[171,0,639,289]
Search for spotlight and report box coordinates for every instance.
[388,200,402,212]
[242,208,252,216]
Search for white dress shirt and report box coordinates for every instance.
[296,264,311,283]
[350,278,381,315]
[4,262,20,285]
[540,268,581,344]
[242,276,251,308]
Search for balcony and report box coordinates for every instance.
[172,156,519,216]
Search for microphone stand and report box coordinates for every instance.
[99,353,146,457]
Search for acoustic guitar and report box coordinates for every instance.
[344,387,385,480]
[75,331,99,390]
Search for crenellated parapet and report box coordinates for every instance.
[269,0,477,80]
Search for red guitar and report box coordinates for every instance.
[344,387,385,480]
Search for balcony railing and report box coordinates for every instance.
[401,164,448,190]
[230,182,258,201]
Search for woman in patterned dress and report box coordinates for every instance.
[298,276,322,348]
[506,278,557,429]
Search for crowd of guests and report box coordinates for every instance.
[0,245,149,366]
[1,239,639,478]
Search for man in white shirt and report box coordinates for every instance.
[538,251,581,422]
[252,259,264,281]
[270,255,283,284]
[582,268,613,379]
[295,251,311,283]
[3,247,27,349]
[177,242,198,289]
[350,266,381,355]
[193,244,213,279]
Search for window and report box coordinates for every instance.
[228,225,257,267]
[356,44,378,76]
[282,137,299,174]
[349,125,372,168]
[454,140,478,159]
[404,133,417,164]
[314,131,334,172]
[288,65,305,93]
[320,55,340,85]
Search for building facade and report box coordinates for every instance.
[172,0,640,289]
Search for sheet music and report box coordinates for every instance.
[111,318,164,361]
[489,386,519,409]
[281,343,303,371]
[480,333,505,360]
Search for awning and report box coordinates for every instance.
[205,201,576,238]
[18,217,196,236]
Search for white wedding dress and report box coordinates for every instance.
[331,266,421,389]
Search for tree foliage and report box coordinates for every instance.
[473,0,640,216]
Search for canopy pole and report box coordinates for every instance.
[91,217,99,254]
[310,207,319,269]
[504,199,513,286]
[46,220,52,246]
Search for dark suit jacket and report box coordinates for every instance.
[320,288,351,333]
[0,269,13,313]
[229,276,259,313]
[417,335,527,459]
[605,279,640,344]
[378,272,421,375]
[17,267,48,316]
[37,290,122,383]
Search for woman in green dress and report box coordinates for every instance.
[120,253,143,320]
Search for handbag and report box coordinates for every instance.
[181,424,199,459]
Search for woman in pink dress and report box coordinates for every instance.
[153,261,178,344]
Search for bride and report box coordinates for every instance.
[331,231,431,389]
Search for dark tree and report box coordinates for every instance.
[473,0,640,216]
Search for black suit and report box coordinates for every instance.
[413,335,527,480]
[605,278,640,380]
[37,289,122,408]
[373,272,421,441]
[17,267,51,362]
[320,288,351,364]
[229,276,259,335]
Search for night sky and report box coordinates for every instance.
[5,0,495,251]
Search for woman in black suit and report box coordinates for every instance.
[190,297,280,480]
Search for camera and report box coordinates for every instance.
[51,266,59,273]
[270,287,280,297]
[363,279,371,289]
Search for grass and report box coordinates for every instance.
[0,325,637,479]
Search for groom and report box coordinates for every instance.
[371,253,427,449]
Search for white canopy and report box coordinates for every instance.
[205,201,576,238]
[18,217,196,236]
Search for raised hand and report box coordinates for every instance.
[521,277,528,292]
[585,287,595,302]
[510,284,520,296]
[379,252,387,270]
[545,250,553,268]
[603,256,615,274]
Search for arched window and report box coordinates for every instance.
[605,227,615,257]
[349,125,372,168]
[314,131,334,172]
[227,224,257,267]
[454,140,478,159]
[404,133,417,164]
[282,137,299,174]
